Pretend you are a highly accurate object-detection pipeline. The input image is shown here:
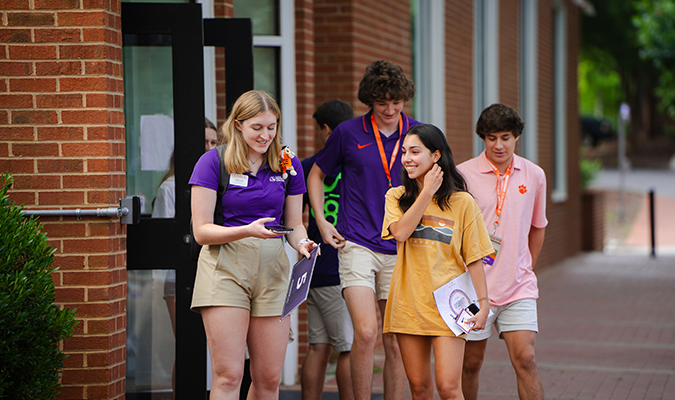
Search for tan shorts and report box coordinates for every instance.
[338,240,396,301]
[191,237,290,317]
[307,285,353,352]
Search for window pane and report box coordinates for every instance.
[254,46,280,100]
[127,270,176,396]
[234,0,279,35]
[123,37,174,215]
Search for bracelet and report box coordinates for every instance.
[297,238,311,248]
[477,297,489,303]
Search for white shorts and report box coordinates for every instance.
[465,298,539,341]
[306,285,353,352]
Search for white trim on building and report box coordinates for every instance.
[552,1,568,202]
[473,0,499,156]
[414,0,446,133]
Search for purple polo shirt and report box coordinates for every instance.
[189,148,306,226]
[314,111,421,254]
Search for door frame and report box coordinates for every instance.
[122,3,253,398]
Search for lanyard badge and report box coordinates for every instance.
[484,153,513,233]
[370,114,403,187]
[482,154,513,266]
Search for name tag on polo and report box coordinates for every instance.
[229,174,249,187]
[482,233,502,267]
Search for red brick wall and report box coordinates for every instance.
[1,0,127,398]
[314,0,413,116]
[214,0,234,127]
[294,0,315,371]
[306,0,414,380]
[295,0,315,159]
[582,191,604,251]
[535,0,582,269]
[445,0,475,162]
[446,0,582,270]
[499,0,520,111]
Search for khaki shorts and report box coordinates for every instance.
[191,237,289,317]
[307,285,353,352]
[338,240,396,301]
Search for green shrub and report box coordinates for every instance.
[0,173,77,400]
[580,158,603,189]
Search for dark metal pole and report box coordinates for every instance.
[649,189,656,258]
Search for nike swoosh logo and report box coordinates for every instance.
[357,143,373,149]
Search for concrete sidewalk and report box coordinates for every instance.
[281,252,675,400]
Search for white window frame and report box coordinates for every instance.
[473,0,499,156]
[413,0,445,132]
[261,0,300,386]
[199,0,217,124]
[519,0,538,163]
[552,1,568,202]
[252,2,296,152]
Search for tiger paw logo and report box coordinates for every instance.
[519,185,527,194]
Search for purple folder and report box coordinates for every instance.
[281,244,321,321]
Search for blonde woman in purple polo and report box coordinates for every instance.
[189,90,317,400]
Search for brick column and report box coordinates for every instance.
[214,0,234,127]
[314,0,414,116]
[445,0,475,162]
[1,0,126,398]
[295,0,314,159]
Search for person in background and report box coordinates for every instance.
[300,99,355,400]
[189,90,317,400]
[307,60,420,400]
[382,124,492,400]
[457,103,547,400]
[152,117,222,398]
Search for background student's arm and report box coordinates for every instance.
[308,164,345,248]
[465,259,489,330]
[528,226,546,267]
[388,164,443,242]
[191,185,279,245]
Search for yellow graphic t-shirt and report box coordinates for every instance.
[382,186,493,336]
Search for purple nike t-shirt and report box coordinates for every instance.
[189,148,306,226]
[315,111,421,254]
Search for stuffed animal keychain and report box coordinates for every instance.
[280,146,298,179]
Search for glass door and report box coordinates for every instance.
[123,3,206,399]
[122,3,253,398]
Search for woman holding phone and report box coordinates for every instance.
[189,90,317,400]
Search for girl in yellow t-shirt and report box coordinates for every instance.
[382,124,493,400]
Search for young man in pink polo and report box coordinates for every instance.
[457,103,547,400]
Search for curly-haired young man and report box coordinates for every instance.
[308,60,420,400]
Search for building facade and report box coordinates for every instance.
[1,0,584,398]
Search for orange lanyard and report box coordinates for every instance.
[370,114,403,187]
[485,153,513,231]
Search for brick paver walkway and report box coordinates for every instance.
[281,252,675,400]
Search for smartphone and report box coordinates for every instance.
[265,224,294,234]
[468,303,480,315]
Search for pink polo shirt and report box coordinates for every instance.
[457,152,548,306]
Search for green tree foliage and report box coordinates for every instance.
[0,173,77,400]
[582,0,663,144]
[634,0,675,118]
[578,52,622,121]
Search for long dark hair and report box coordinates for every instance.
[398,124,468,213]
